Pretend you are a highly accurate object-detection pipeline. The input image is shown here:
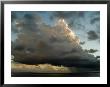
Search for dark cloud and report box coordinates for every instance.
[11,12,99,69]
[12,18,80,60]
[89,49,98,53]
[84,49,98,53]
[87,31,99,40]
[80,41,85,45]
[12,48,99,68]
[14,55,99,69]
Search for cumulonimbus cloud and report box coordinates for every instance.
[11,12,99,69]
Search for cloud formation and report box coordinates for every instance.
[84,49,98,53]
[89,49,98,53]
[50,11,86,30]
[11,12,99,69]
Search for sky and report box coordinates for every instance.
[11,11,100,57]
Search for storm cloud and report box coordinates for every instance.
[50,11,86,31]
[11,12,100,69]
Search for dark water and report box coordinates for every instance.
[12,72,100,77]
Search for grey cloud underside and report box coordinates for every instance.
[88,49,98,53]
[84,49,98,53]
[11,12,99,69]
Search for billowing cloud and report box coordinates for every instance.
[11,12,99,69]
[12,18,80,60]
[50,11,86,31]
[87,31,99,40]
